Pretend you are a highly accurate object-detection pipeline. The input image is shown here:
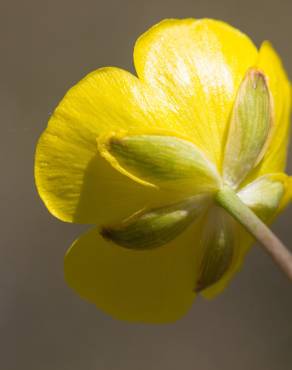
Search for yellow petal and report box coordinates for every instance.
[134,18,258,166]
[256,42,291,174]
[275,176,292,215]
[64,222,204,323]
[35,68,180,224]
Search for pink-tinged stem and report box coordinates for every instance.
[216,186,292,281]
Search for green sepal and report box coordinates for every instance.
[101,195,209,249]
[223,68,273,188]
[196,209,234,292]
[238,174,285,222]
[98,133,221,194]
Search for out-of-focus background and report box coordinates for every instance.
[1,0,292,369]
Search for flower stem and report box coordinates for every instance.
[215,186,292,281]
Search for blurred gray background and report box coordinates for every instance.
[1,0,292,369]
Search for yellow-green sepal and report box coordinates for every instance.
[237,173,286,221]
[195,208,235,292]
[101,195,209,249]
[98,133,221,195]
[223,68,273,188]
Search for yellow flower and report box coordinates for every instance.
[35,18,292,323]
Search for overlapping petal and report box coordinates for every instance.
[64,221,205,323]
[35,68,183,224]
[134,18,258,165]
[256,42,291,175]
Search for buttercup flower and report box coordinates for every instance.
[35,18,292,323]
